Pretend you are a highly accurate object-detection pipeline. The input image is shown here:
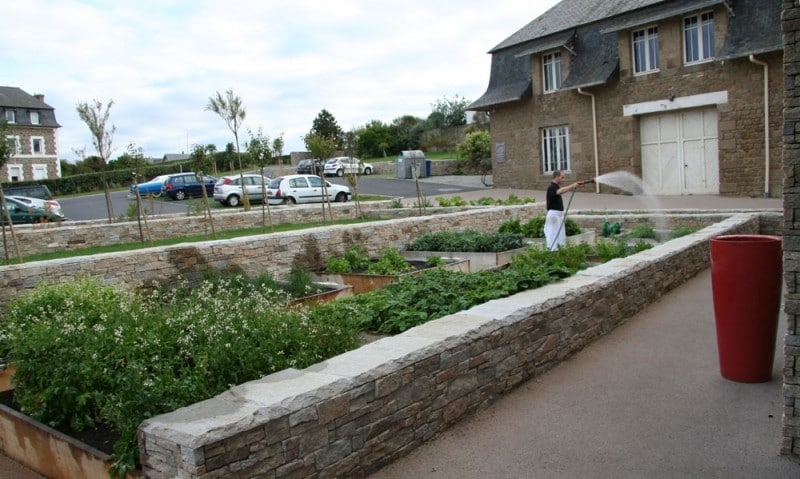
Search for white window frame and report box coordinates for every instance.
[5,135,21,154]
[542,51,562,93]
[31,136,45,155]
[30,111,40,125]
[684,11,715,64]
[32,164,48,180]
[542,126,570,173]
[7,164,23,182]
[4,110,15,123]
[632,26,660,74]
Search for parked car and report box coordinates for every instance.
[266,174,352,205]
[1,184,54,200]
[213,174,271,207]
[322,157,373,177]
[1,196,65,224]
[128,174,170,199]
[296,159,325,175]
[6,195,64,218]
[161,173,217,200]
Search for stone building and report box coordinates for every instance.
[469,0,783,197]
[0,86,62,182]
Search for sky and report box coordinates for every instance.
[3,0,559,162]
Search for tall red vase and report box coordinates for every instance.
[710,234,782,383]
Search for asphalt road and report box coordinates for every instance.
[58,176,492,222]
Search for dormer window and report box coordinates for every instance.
[30,111,40,125]
[684,11,715,64]
[4,110,15,123]
[632,26,660,74]
[542,51,562,93]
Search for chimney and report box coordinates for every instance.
[34,94,44,102]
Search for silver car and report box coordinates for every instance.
[266,174,352,205]
[213,174,271,207]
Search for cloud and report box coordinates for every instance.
[2,0,558,161]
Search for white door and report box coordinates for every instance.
[640,108,719,195]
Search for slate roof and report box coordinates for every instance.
[0,86,60,128]
[469,0,781,111]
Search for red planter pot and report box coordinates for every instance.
[710,235,782,383]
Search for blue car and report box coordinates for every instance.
[129,175,170,199]
[162,173,218,200]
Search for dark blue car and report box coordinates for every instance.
[161,173,218,200]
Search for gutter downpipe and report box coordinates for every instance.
[577,87,600,193]
[749,54,770,198]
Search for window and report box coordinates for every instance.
[5,135,21,154]
[684,11,715,64]
[542,51,562,93]
[31,137,45,155]
[632,26,660,74]
[542,126,570,172]
[30,111,40,125]
[4,110,15,123]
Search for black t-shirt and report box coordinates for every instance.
[546,182,563,211]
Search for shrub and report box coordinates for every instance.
[406,230,524,253]
[628,223,656,239]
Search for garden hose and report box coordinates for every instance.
[547,179,594,251]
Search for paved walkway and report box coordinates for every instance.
[1,177,793,478]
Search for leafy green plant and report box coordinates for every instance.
[593,238,653,262]
[366,247,414,275]
[0,276,360,474]
[426,255,445,267]
[516,216,580,238]
[627,223,656,239]
[498,218,523,235]
[670,225,699,238]
[436,195,469,207]
[407,230,524,253]
[389,198,405,208]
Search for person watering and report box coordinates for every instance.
[545,170,589,250]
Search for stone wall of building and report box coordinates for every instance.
[491,4,784,198]
[138,213,764,478]
[782,0,800,458]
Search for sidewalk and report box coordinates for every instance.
[370,268,798,478]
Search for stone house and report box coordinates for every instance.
[0,86,62,182]
[469,0,782,197]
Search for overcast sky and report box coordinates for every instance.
[3,0,559,162]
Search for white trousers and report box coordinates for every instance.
[544,210,565,251]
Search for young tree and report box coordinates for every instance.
[272,133,284,165]
[427,95,470,128]
[206,89,250,209]
[246,127,274,230]
[303,133,337,222]
[0,120,23,263]
[309,109,344,149]
[76,99,117,222]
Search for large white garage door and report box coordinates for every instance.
[640,108,719,195]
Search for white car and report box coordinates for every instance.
[266,174,352,205]
[6,195,64,218]
[213,174,271,207]
[323,157,373,177]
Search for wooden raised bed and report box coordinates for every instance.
[311,258,470,294]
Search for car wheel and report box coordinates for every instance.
[335,192,347,202]
[364,167,372,175]
[336,169,343,177]
[287,197,297,205]
[228,195,240,207]
[175,190,187,200]
[152,190,162,198]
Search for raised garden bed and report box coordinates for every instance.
[311,258,469,294]
[400,246,529,273]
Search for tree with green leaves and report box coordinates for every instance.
[309,109,344,150]
[390,115,425,152]
[304,133,337,222]
[76,99,117,222]
[0,120,23,263]
[206,89,249,209]
[246,127,274,230]
[356,119,393,158]
[458,130,491,171]
[272,133,284,165]
[427,95,470,128]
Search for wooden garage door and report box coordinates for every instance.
[640,108,719,195]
